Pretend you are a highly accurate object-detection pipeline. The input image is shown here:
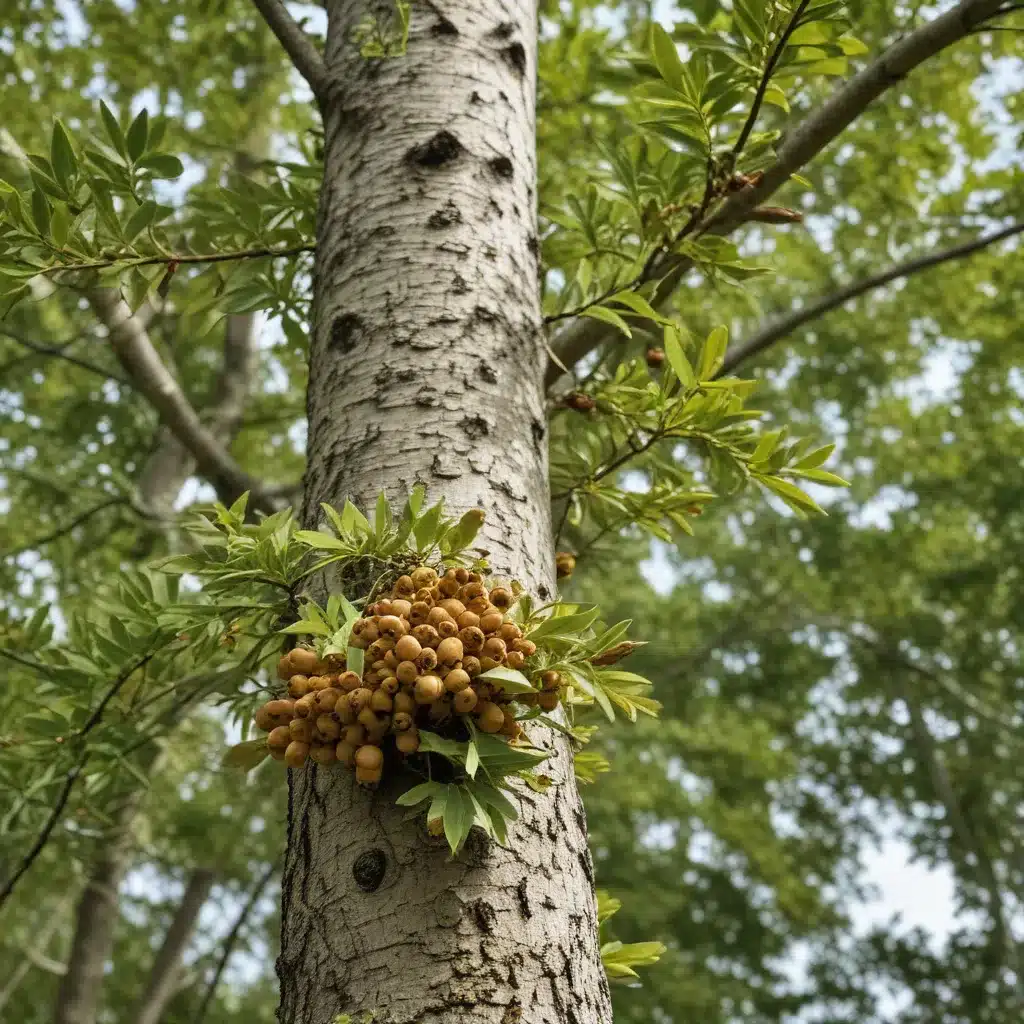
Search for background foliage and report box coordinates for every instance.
[1,1,1021,1023]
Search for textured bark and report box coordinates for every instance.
[132,868,217,1024]
[279,2,612,1022]
[54,794,142,1024]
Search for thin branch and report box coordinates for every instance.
[89,290,279,514]
[0,650,157,909]
[250,0,329,101]
[1,496,126,560]
[544,0,1008,389]
[720,221,1024,375]
[0,326,129,384]
[192,859,279,1024]
[732,1,812,160]
[39,243,314,279]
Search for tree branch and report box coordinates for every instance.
[89,291,280,514]
[1,496,127,560]
[192,859,279,1024]
[249,0,329,101]
[719,220,1024,375]
[133,869,217,1024]
[544,0,1008,389]
[0,325,129,384]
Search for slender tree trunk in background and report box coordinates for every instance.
[132,868,217,1024]
[54,795,141,1024]
[278,2,612,1022]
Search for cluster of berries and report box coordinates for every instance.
[253,566,564,785]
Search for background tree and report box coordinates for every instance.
[1,1,1022,1023]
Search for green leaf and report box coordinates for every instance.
[413,499,445,549]
[794,443,835,469]
[417,730,469,765]
[465,740,480,779]
[49,203,72,249]
[698,326,729,379]
[134,152,184,179]
[50,121,77,186]
[528,606,601,641]
[441,508,486,555]
[650,23,687,95]
[476,666,535,694]
[100,102,127,157]
[346,646,365,678]
[396,781,444,806]
[126,108,149,162]
[31,189,51,237]
[758,474,826,517]
[795,468,849,487]
[787,22,832,46]
[223,739,270,772]
[664,327,696,389]
[442,785,475,854]
[294,530,350,551]
[374,491,392,539]
[609,291,670,324]
[581,304,633,339]
[123,200,158,243]
[279,618,332,637]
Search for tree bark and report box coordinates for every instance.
[54,793,142,1024]
[279,2,612,1022]
[132,868,217,1024]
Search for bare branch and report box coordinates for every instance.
[1,496,126,560]
[192,859,279,1024]
[720,221,1024,375]
[250,0,329,100]
[0,325,129,384]
[89,291,279,513]
[133,869,217,1024]
[545,0,1008,389]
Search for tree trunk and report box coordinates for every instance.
[279,2,612,1023]
[54,793,141,1024]
[132,868,217,1024]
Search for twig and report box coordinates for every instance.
[732,1,812,160]
[249,0,329,101]
[38,243,314,279]
[192,859,279,1024]
[544,0,1009,388]
[0,650,158,908]
[1,496,126,560]
[0,327,129,384]
[720,220,1024,374]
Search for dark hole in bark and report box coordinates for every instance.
[329,313,363,353]
[531,418,545,444]
[472,899,497,933]
[479,364,498,384]
[527,234,540,259]
[427,199,463,229]
[502,42,526,77]
[431,17,458,36]
[406,130,464,168]
[537,583,550,599]
[489,21,514,39]
[516,877,532,918]
[488,155,514,180]
[460,413,490,439]
[352,849,387,892]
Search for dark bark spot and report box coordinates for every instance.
[501,1001,523,1024]
[329,313,363,353]
[473,305,497,322]
[352,848,387,892]
[537,583,550,600]
[488,155,514,180]
[489,198,504,218]
[451,272,469,294]
[471,899,497,933]
[469,90,483,104]
[527,234,540,259]
[503,43,526,77]
[577,848,595,885]
[370,223,397,238]
[479,364,498,384]
[406,130,463,168]
[499,90,509,103]
[427,199,463,229]
[431,17,458,36]
[489,21,514,39]
[460,414,490,440]
[515,878,531,918]
[531,418,545,445]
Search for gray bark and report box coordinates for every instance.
[132,868,217,1024]
[280,1,612,1022]
[54,794,142,1024]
